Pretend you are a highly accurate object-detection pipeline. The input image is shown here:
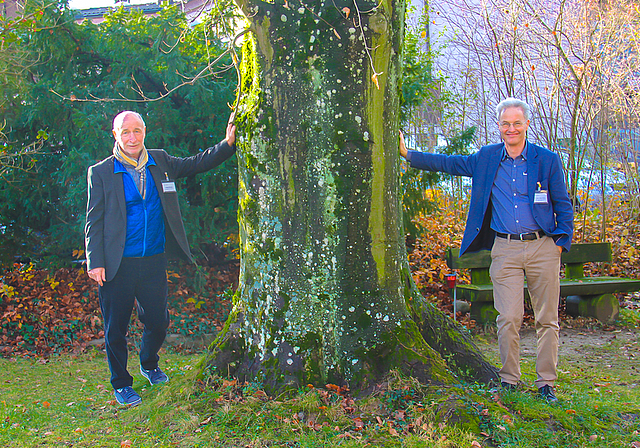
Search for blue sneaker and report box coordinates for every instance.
[114,386,141,406]
[140,366,169,385]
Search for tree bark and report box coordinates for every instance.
[203,0,498,393]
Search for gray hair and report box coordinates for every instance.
[113,111,146,130]
[496,98,531,121]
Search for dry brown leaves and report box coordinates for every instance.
[0,260,238,357]
[2,202,639,357]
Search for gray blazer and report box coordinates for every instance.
[85,141,235,282]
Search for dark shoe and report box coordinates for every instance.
[140,366,169,385]
[114,386,142,406]
[538,384,558,402]
[501,381,517,391]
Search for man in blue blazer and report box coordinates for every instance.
[400,98,573,402]
[85,111,236,406]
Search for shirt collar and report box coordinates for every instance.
[501,142,528,161]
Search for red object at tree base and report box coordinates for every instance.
[445,273,457,289]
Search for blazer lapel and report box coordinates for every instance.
[107,158,127,222]
[526,142,540,201]
[479,144,503,217]
[148,163,167,208]
[484,143,503,200]
[487,144,503,178]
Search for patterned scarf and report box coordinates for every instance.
[113,142,149,199]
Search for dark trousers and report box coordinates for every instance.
[99,253,169,390]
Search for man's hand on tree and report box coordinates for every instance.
[226,120,236,146]
[399,130,408,159]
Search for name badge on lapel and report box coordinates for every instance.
[534,182,548,204]
[162,172,176,193]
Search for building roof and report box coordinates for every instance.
[74,3,163,22]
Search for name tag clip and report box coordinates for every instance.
[534,182,548,204]
[162,172,176,193]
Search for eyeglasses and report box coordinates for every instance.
[499,121,526,130]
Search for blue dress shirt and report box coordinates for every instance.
[490,144,540,235]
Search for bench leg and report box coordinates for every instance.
[565,294,620,323]
[470,302,498,325]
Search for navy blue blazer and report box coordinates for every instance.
[408,141,573,256]
[85,141,235,282]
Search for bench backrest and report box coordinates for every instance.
[446,248,492,284]
[561,242,611,279]
[561,243,612,263]
[446,242,612,281]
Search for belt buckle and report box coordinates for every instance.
[518,233,526,240]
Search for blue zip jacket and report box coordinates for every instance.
[114,155,165,258]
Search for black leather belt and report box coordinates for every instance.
[496,230,545,241]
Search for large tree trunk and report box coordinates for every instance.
[203,0,498,393]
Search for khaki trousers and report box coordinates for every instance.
[490,235,561,388]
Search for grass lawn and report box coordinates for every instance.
[1,313,639,448]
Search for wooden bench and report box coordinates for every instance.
[445,242,640,324]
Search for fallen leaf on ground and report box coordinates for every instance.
[326,384,349,396]
[337,432,361,440]
[222,379,236,388]
[491,395,509,410]
[200,416,212,426]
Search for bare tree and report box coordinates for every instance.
[428,0,640,238]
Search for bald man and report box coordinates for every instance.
[85,111,236,406]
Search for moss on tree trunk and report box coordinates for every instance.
[202,0,498,393]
